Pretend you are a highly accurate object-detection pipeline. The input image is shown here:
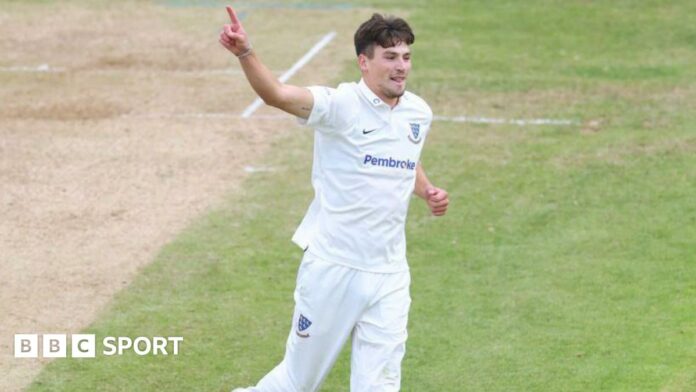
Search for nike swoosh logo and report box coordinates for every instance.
[362,128,378,135]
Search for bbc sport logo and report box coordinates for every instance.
[14,334,183,358]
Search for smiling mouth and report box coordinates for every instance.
[391,76,406,84]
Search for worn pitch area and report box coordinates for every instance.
[0,2,367,390]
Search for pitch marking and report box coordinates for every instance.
[241,31,336,118]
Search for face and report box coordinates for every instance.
[359,41,411,105]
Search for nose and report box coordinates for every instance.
[395,57,408,73]
[394,60,405,73]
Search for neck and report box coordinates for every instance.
[363,79,400,108]
[384,96,399,108]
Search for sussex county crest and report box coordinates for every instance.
[408,123,422,144]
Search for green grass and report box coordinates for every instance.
[30,0,696,391]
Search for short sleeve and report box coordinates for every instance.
[424,105,434,137]
[296,85,352,134]
[411,94,434,142]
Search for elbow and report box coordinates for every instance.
[260,85,287,108]
[260,94,288,110]
[261,95,281,107]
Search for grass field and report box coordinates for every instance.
[28,0,696,390]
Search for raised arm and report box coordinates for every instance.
[219,6,314,119]
[414,163,449,216]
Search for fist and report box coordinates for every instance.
[425,186,449,216]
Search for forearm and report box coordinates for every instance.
[220,7,282,105]
[220,7,312,117]
[414,163,433,199]
[237,51,284,106]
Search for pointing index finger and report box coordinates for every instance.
[226,6,240,26]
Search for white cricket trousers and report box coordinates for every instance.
[251,252,411,392]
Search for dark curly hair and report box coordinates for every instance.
[354,13,415,58]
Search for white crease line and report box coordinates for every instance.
[0,64,65,73]
[241,31,337,118]
[88,68,288,75]
[121,113,236,119]
[86,68,250,76]
[121,113,288,119]
[189,69,250,75]
[244,165,275,173]
[0,66,286,75]
[123,112,578,127]
[434,115,576,126]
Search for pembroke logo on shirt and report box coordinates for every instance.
[296,314,312,338]
[408,122,422,144]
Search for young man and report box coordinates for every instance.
[220,6,449,391]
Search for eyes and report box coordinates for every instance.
[384,54,411,61]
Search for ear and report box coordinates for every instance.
[358,53,369,73]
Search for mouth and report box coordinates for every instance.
[390,76,406,84]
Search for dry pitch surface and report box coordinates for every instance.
[0,2,367,390]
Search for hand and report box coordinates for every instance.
[425,186,449,216]
[219,6,251,56]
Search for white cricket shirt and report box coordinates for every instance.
[293,79,433,273]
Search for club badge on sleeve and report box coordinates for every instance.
[408,123,422,144]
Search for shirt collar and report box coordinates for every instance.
[358,78,408,111]
[358,78,387,107]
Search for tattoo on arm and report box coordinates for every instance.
[301,107,311,111]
